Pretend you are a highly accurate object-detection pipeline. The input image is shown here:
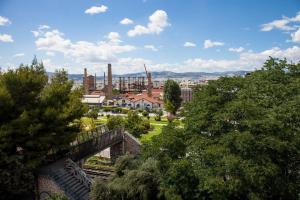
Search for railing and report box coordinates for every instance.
[64,159,92,189]
[43,125,124,164]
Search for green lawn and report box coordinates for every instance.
[140,124,163,143]
[81,115,183,142]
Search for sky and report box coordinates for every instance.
[0,0,300,74]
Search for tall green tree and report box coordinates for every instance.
[163,80,182,116]
[0,59,86,199]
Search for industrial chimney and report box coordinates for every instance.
[83,68,88,94]
[106,64,113,99]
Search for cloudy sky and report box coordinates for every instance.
[0,0,300,74]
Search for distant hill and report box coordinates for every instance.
[48,70,250,81]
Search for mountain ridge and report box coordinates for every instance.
[48,70,250,80]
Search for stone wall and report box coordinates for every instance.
[110,132,141,162]
[37,175,65,200]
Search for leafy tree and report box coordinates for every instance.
[86,107,99,119]
[91,156,163,200]
[163,80,182,115]
[0,59,86,199]
[125,111,150,137]
[182,57,300,199]
[154,109,163,121]
[107,115,125,130]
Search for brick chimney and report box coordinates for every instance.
[106,64,113,99]
[147,72,152,97]
[83,68,88,94]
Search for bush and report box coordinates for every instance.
[154,115,161,121]
[107,115,125,130]
[142,110,149,118]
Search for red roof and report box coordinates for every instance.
[125,91,163,104]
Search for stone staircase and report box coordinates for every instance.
[41,159,92,200]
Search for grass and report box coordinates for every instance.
[140,124,162,143]
[81,114,184,142]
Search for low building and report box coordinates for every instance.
[82,95,105,106]
[120,89,163,110]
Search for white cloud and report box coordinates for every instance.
[261,11,300,32]
[120,18,133,25]
[34,28,135,64]
[184,42,196,47]
[0,34,13,42]
[39,25,50,30]
[85,5,108,15]
[13,53,25,57]
[128,10,169,37]
[261,18,295,32]
[31,25,51,37]
[291,28,300,42]
[0,16,11,26]
[228,47,245,53]
[106,32,122,43]
[184,46,300,72]
[144,45,158,51]
[204,40,224,49]
[46,51,55,56]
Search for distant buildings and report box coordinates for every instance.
[81,64,216,108]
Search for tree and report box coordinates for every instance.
[125,111,150,137]
[0,59,86,199]
[163,80,182,117]
[182,58,300,199]
[91,156,164,200]
[107,115,125,130]
[154,109,163,121]
[142,110,149,119]
[86,107,99,119]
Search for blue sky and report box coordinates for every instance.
[0,0,300,74]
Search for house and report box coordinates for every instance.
[119,89,163,110]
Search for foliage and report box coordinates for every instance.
[91,156,164,200]
[0,59,86,199]
[106,115,125,130]
[142,110,149,118]
[45,194,69,200]
[93,58,300,200]
[125,111,150,137]
[86,107,100,119]
[163,80,182,115]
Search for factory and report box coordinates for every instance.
[81,64,164,109]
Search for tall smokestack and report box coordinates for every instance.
[103,72,106,89]
[84,68,88,94]
[94,73,97,90]
[147,72,152,97]
[106,64,113,99]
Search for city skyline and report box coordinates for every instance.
[0,0,300,74]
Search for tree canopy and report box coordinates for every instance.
[92,58,300,200]
[163,80,182,115]
[0,59,86,199]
